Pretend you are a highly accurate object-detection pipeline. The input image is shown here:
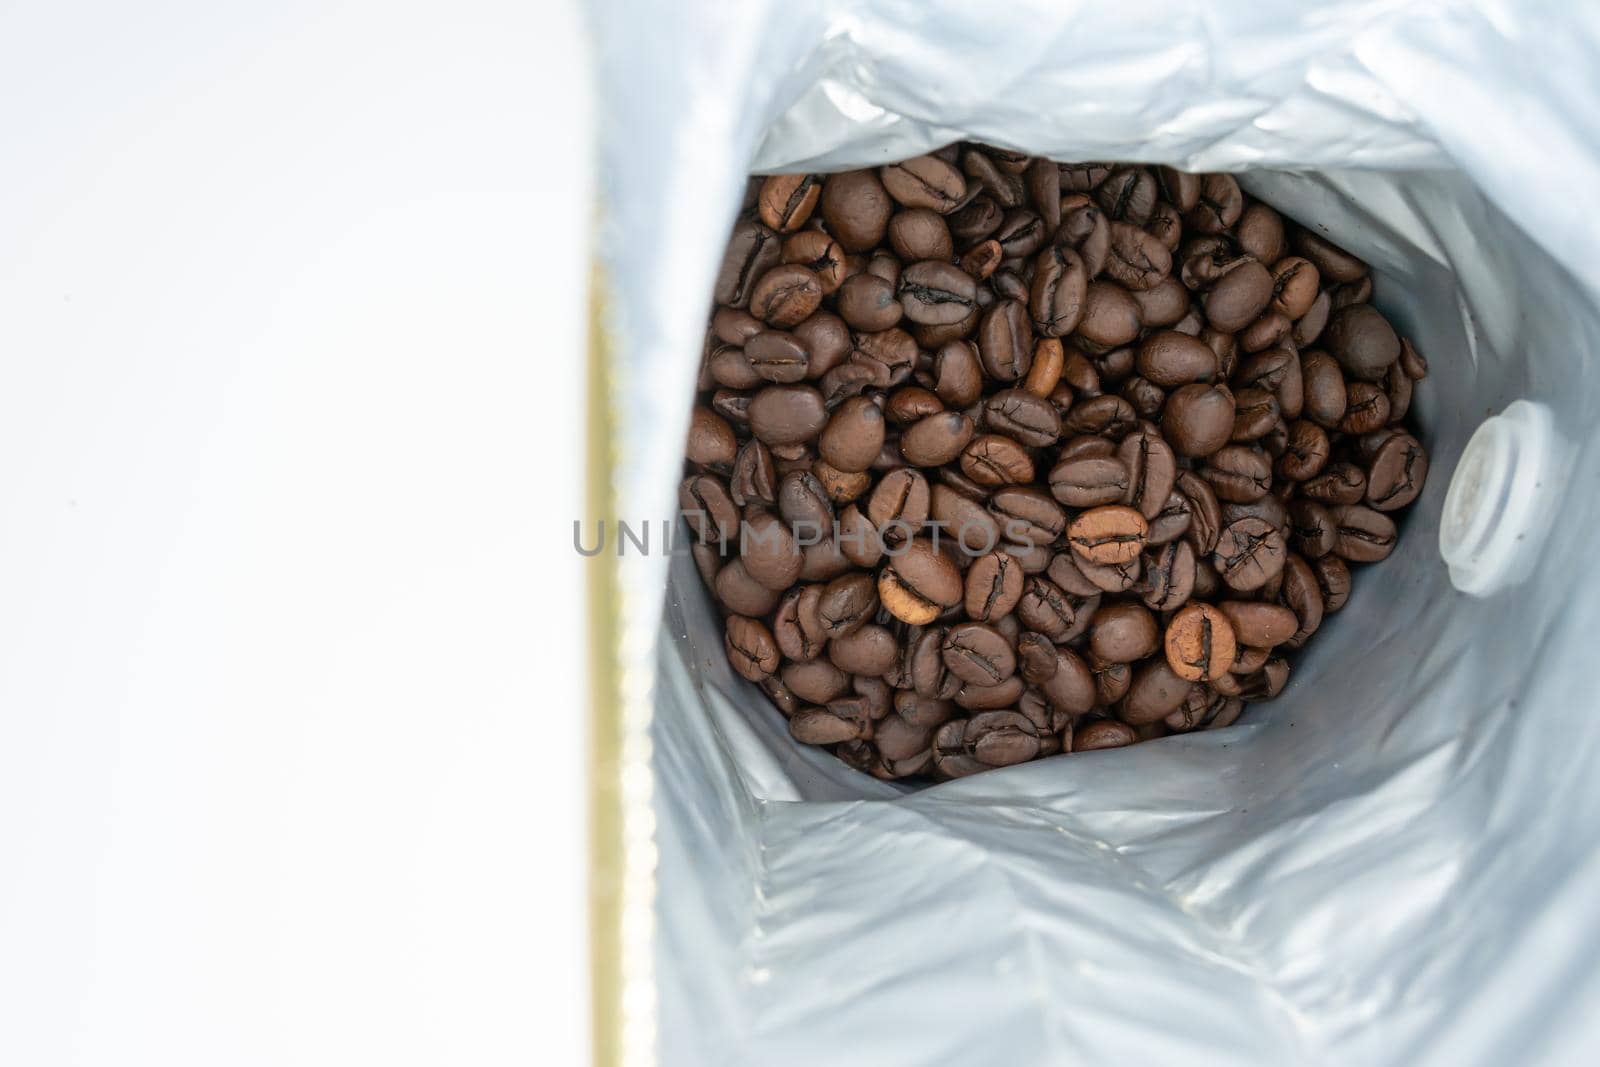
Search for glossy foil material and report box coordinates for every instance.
[587,2,1600,1063]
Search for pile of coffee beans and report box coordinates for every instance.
[682,145,1430,781]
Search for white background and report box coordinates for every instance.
[0,2,592,1063]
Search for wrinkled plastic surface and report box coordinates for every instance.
[588,1,1600,1063]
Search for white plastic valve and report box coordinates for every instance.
[1439,400,1567,596]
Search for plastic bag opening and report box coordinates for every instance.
[588,4,1600,1063]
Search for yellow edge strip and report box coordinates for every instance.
[587,260,625,1067]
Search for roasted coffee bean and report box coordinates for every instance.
[1313,554,1352,613]
[961,434,1035,487]
[1030,245,1088,337]
[1142,540,1196,611]
[1077,553,1142,594]
[1147,489,1194,546]
[740,509,804,591]
[978,299,1035,381]
[799,536,852,582]
[941,622,1017,686]
[963,710,1040,766]
[1138,330,1216,387]
[1131,277,1190,328]
[1270,256,1320,318]
[759,174,822,233]
[1047,551,1102,597]
[790,704,865,745]
[931,341,984,407]
[1340,381,1391,434]
[950,193,1005,244]
[1042,648,1098,714]
[715,219,783,308]
[782,231,847,295]
[707,342,761,389]
[888,208,955,262]
[1235,203,1286,264]
[984,388,1062,447]
[865,467,930,540]
[929,483,1003,556]
[1075,719,1138,751]
[1218,601,1298,648]
[1203,445,1273,502]
[680,473,740,544]
[954,675,1026,711]
[1049,455,1129,507]
[1121,376,1167,419]
[686,406,738,471]
[1326,303,1400,381]
[773,586,826,662]
[814,571,878,640]
[711,307,765,347]
[1300,349,1347,428]
[930,720,986,778]
[818,396,886,473]
[1240,310,1292,353]
[714,558,782,616]
[1187,173,1243,234]
[744,330,810,384]
[725,615,780,682]
[1092,345,1137,386]
[1023,338,1066,399]
[1203,258,1274,332]
[1213,516,1287,591]
[900,411,976,467]
[1076,282,1143,349]
[1090,601,1159,663]
[1164,602,1237,681]
[749,264,823,328]
[821,170,893,251]
[880,537,964,624]
[1366,432,1428,511]
[1330,505,1398,563]
[1223,494,1288,533]
[1238,658,1291,701]
[747,385,827,446]
[1177,470,1223,554]
[1278,553,1325,649]
[1231,387,1280,442]
[1105,221,1172,290]
[1018,577,1096,643]
[1118,429,1178,520]
[835,273,903,332]
[1067,401,1140,446]
[1287,498,1336,558]
[1068,505,1148,565]
[1163,383,1235,457]
[1385,361,1414,422]
[881,155,967,212]
[1301,462,1367,506]
[1292,226,1368,284]
[1123,660,1196,723]
[990,486,1067,546]
[1058,193,1111,277]
[829,624,899,676]
[1400,337,1429,380]
[1017,630,1058,682]
[777,469,834,533]
[811,459,868,502]
[1095,166,1158,224]
[1277,420,1330,482]
[965,551,1025,622]
[964,149,1024,208]
[899,260,978,326]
